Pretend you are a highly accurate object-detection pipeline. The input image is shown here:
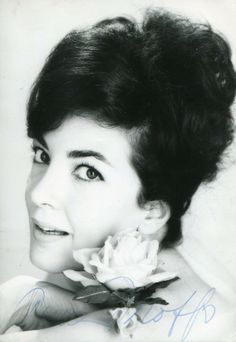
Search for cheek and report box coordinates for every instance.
[29,235,77,272]
[66,185,118,228]
[68,181,137,221]
[25,174,34,211]
[66,182,143,248]
[25,167,43,206]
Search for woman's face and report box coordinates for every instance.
[25,115,147,272]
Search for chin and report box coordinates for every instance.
[29,244,78,273]
[29,233,77,273]
[30,251,66,273]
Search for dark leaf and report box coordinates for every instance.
[115,277,180,297]
[101,296,125,308]
[73,284,111,304]
[137,296,169,305]
[73,276,179,308]
[139,276,180,299]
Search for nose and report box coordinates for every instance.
[29,163,68,210]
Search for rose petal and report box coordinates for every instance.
[63,270,100,286]
[89,253,111,272]
[102,237,113,267]
[103,273,136,290]
[96,264,154,289]
[132,241,150,263]
[116,236,134,256]
[73,248,99,274]
[145,240,159,265]
[146,271,177,285]
[147,240,159,256]
[110,249,126,267]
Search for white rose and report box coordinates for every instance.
[64,230,175,291]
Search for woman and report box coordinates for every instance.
[0,9,235,341]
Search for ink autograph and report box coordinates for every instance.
[17,282,216,341]
[126,288,216,341]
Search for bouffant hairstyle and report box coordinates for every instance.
[27,9,236,247]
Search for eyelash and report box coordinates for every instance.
[73,162,104,182]
[31,145,104,182]
[31,145,50,165]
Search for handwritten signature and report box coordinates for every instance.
[124,287,216,341]
[17,285,216,341]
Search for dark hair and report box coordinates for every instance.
[27,9,236,248]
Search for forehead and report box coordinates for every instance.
[42,115,134,165]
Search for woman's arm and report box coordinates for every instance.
[1,302,235,342]
[0,276,96,333]
[2,276,235,341]
[0,309,119,342]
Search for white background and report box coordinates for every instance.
[0,0,235,296]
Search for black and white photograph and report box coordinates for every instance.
[0,1,236,341]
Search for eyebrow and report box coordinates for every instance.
[67,150,111,165]
[34,137,111,166]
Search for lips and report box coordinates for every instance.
[35,224,69,236]
[32,218,70,237]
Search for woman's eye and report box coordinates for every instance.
[73,165,103,182]
[33,147,50,165]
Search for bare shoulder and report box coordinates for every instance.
[130,249,236,341]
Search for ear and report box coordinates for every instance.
[138,200,171,234]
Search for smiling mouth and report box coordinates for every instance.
[35,224,69,236]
